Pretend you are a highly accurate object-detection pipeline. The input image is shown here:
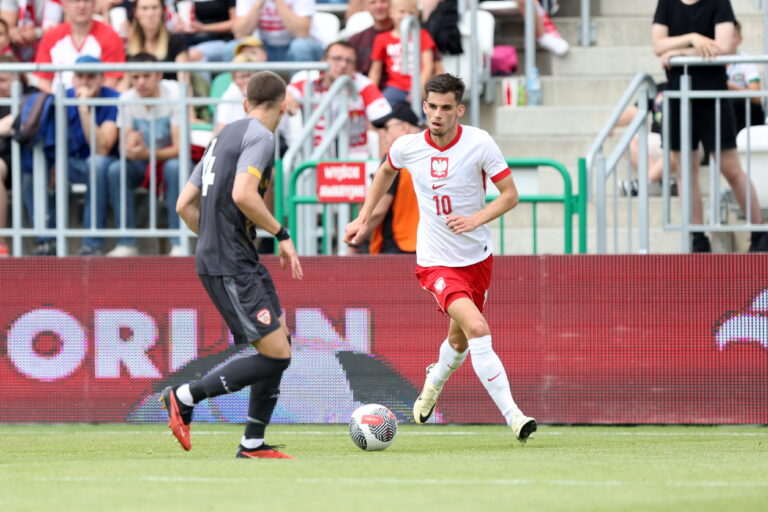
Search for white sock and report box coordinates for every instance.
[240,437,264,449]
[175,384,195,406]
[468,335,522,425]
[429,339,469,387]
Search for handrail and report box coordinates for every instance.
[287,157,586,255]
[0,61,329,73]
[586,72,656,254]
[399,14,422,119]
[276,74,358,228]
[664,54,768,252]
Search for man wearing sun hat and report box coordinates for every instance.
[233,36,268,61]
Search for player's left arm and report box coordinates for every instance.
[446,175,518,235]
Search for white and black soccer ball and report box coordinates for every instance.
[349,403,398,451]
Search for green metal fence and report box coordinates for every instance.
[278,158,587,255]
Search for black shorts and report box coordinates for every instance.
[668,98,737,153]
[199,264,283,345]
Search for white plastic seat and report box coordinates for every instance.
[339,11,374,40]
[736,125,768,215]
[311,11,342,48]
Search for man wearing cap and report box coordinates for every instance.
[365,101,420,253]
[33,0,125,92]
[286,40,391,159]
[233,36,268,60]
[66,55,120,256]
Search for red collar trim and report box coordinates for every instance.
[424,125,463,152]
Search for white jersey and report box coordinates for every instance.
[387,125,511,267]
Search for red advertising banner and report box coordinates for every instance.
[0,255,766,424]
[316,162,366,203]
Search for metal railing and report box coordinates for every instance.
[586,73,657,254]
[287,157,587,255]
[664,55,768,252]
[400,14,423,120]
[276,74,365,256]
[0,61,327,256]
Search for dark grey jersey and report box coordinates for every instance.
[194,117,275,276]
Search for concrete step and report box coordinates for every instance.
[596,0,759,17]
[555,14,765,48]
[496,105,616,135]
[539,75,661,106]
[549,46,662,76]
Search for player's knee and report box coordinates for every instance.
[464,319,490,340]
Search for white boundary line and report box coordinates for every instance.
[1,429,766,437]
[24,476,768,489]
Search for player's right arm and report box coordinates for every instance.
[344,159,398,246]
[232,172,303,280]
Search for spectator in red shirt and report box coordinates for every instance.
[368,0,434,106]
[33,0,125,92]
[348,0,391,76]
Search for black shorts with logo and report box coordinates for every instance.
[668,98,737,153]
[199,264,282,345]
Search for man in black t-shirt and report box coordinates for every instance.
[652,0,766,252]
[161,71,304,459]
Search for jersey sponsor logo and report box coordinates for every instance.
[431,157,449,178]
[256,308,272,325]
[431,183,446,190]
[434,277,446,294]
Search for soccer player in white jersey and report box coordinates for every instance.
[344,74,537,443]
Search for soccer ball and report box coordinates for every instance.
[349,404,398,451]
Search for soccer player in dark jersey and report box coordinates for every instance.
[161,71,303,459]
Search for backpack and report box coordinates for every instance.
[424,0,463,56]
[12,91,57,173]
[12,91,55,148]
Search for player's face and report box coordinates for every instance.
[423,92,464,138]
[325,46,356,81]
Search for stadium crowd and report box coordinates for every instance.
[0,0,572,257]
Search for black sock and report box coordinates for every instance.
[244,373,283,440]
[188,353,290,401]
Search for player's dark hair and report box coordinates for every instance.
[127,52,159,63]
[424,73,465,103]
[246,71,286,108]
[324,40,357,59]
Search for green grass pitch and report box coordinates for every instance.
[1,424,767,511]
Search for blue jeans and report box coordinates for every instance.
[69,155,116,249]
[191,39,239,83]
[106,158,182,246]
[264,37,324,63]
[22,154,115,246]
[382,86,409,107]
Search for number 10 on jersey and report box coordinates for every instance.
[433,194,452,216]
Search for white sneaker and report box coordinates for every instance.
[537,33,570,56]
[168,245,186,257]
[511,414,537,443]
[413,364,442,424]
[107,245,139,257]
